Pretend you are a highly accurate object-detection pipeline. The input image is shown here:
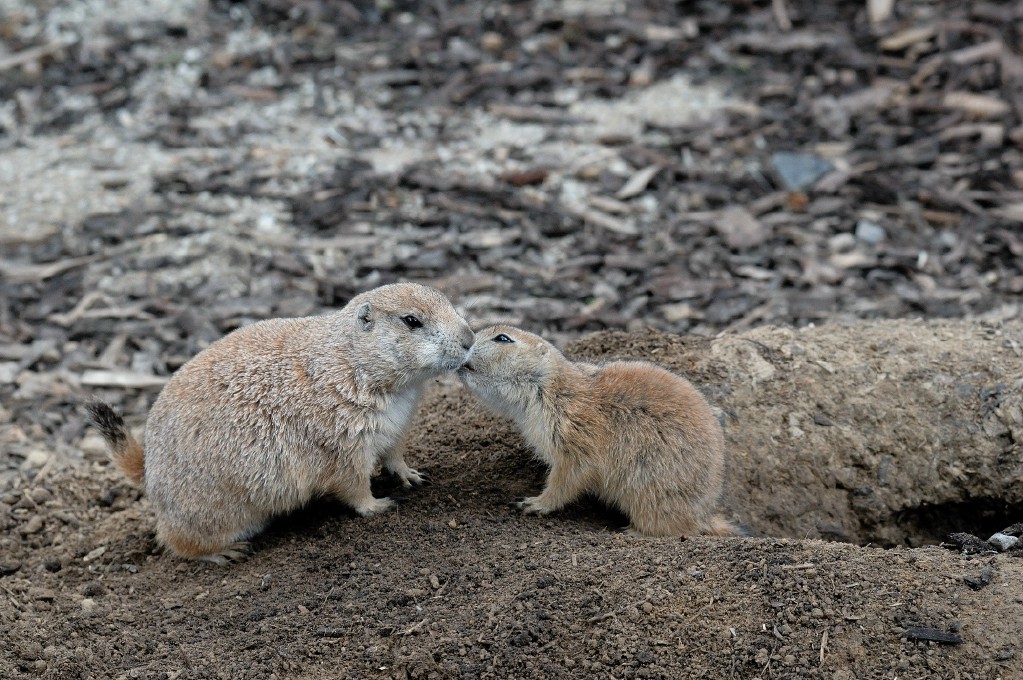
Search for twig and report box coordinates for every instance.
[772,0,792,31]
[399,618,428,636]
[0,40,69,72]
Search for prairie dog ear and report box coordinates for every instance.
[357,302,374,331]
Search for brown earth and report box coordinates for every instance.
[3,322,1023,679]
[3,0,1023,677]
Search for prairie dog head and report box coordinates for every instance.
[458,325,559,418]
[348,283,474,383]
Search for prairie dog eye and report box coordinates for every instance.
[402,315,423,329]
[493,334,514,343]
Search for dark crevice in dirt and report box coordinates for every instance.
[890,498,1023,549]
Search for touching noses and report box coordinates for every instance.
[459,324,475,352]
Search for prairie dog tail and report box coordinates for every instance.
[86,401,145,484]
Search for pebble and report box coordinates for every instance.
[715,206,768,249]
[21,449,51,469]
[855,219,887,244]
[988,533,1019,551]
[771,152,835,191]
[83,546,107,562]
[0,362,19,384]
[480,32,505,53]
[21,515,44,535]
[660,302,695,323]
[80,598,98,613]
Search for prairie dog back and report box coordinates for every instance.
[88,283,474,563]
[459,324,734,537]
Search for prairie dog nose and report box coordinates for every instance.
[459,325,474,351]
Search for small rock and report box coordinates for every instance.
[855,219,887,244]
[964,565,995,591]
[21,515,44,535]
[317,627,344,638]
[81,582,104,597]
[80,598,98,613]
[429,574,441,589]
[0,562,21,576]
[480,31,504,53]
[83,546,107,562]
[771,152,835,191]
[828,232,857,253]
[21,449,51,469]
[660,303,695,323]
[635,649,656,664]
[29,588,56,601]
[447,519,458,529]
[715,206,768,250]
[0,362,20,384]
[27,487,50,503]
[988,533,1018,551]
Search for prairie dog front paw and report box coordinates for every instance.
[514,496,554,515]
[355,497,397,517]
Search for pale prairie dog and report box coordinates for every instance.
[459,325,736,537]
[87,283,474,563]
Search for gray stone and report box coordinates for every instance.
[855,219,887,244]
[770,152,835,191]
[988,533,1019,551]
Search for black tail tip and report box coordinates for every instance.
[85,400,126,444]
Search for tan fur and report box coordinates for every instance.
[459,325,737,537]
[116,440,145,484]
[85,401,144,484]
[88,283,474,563]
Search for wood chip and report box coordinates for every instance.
[79,370,169,388]
[772,0,792,32]
[731,30,843,54]
[937,123,1004,147]
[615,164,663,199]
[880,26,935,52]
[992,204,1023,224]
[942,92,1010,118]
[715,207,768,249]
[0,40,68,72]
[901,627,962,645]
[565,204,638,236]
[867,0,894,25]
[589,195,633,215]
[500,168,550,187]
[0,255,103,283]
[486,104,589,124]
[949,40,1003,65]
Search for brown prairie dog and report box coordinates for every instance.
[88,283,474,563]
[459,325,736,537]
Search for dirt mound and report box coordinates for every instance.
[3,323,1021,679]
